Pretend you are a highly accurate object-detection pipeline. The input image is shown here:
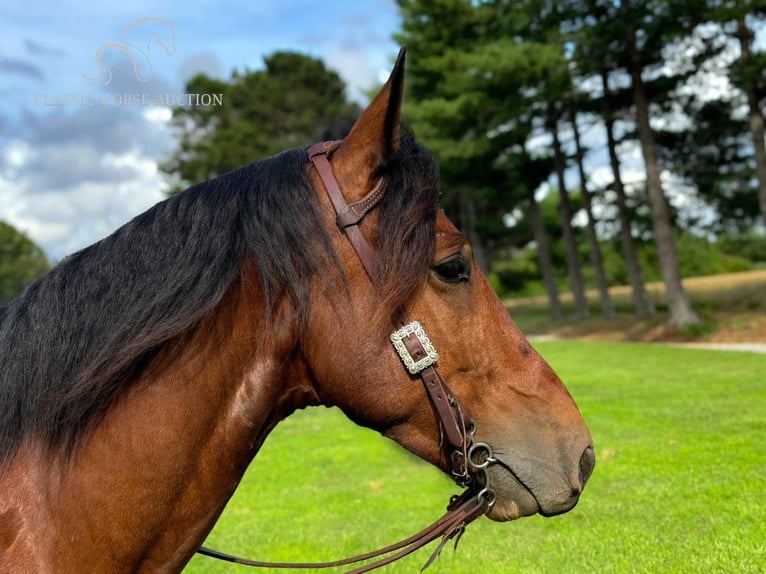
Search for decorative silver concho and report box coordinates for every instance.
[390,321,440,375]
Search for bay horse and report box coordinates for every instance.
[0,49,594,573]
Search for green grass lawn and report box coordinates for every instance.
[186,342,765,573]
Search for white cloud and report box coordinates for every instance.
[326,46,380,104]
[1,0,399,261]
[143,106,173,124]
[589,165,617,189]
[0,111,171,260]
[2,139,33,171]
[3,166,167,261]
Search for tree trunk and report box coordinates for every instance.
[626,25,699,327]
[569,105,615,318]
[736,15,766,226]
[528,188,564,321]
[550,119,589,319]
[457,187,489,273]
[599,68,655,318]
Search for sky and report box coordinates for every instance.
[1,3,763,260]
[0,0,400,259]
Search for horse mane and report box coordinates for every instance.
[0,133,439,463]
[374,134,440,318]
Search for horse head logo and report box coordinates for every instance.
[83,18,176,87]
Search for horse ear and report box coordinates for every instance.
[332,46,406,200]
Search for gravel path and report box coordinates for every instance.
[529,336,766,354]
[662,342,766,354]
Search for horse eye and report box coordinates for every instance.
[434,256,470,284]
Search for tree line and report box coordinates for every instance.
[394,0,765,328]
[0,222,50,306]
[4,2,764,327]
[162,1,765,328]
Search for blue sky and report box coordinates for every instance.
[0,0,400,258]
[1,3,763,259]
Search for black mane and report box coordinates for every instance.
[0,135,439,463]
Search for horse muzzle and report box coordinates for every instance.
[485,444,595,522]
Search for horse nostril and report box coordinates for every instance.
[579,446,596,487]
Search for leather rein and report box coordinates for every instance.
[196,141,498,572]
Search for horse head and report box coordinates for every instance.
[301,48,594,522]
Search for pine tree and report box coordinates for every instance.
[161,52,360,193]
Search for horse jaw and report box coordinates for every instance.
[484,464,540,521]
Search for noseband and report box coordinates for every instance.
[197,141,497,572]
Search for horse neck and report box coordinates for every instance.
[5,263,318,572]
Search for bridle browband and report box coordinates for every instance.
[197,141,497,572]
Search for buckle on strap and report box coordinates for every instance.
[390,321,439,375]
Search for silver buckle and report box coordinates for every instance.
[390,321,439,375]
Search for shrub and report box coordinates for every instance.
[718,232,766,264]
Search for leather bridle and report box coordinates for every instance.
[196,141,497,572]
